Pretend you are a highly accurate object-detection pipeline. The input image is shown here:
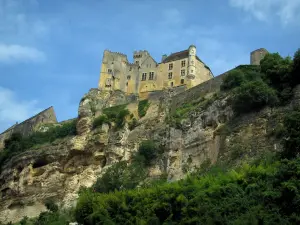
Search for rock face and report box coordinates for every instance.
[0,88,283,223]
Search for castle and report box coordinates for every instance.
[0,47,268,150]
[98,45,214,99]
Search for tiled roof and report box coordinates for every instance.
[161,49,212,72]
[162,50,189,63]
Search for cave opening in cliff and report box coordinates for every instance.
[32,158,49,168]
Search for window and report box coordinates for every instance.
[149,72,154,80]
[107,69,112,74]
[168,72,173,79]
[181,69,185,76]
[181,60,186,67]
[142,73,147,81]
[127,75,131,80]
[181,79,184,84]
[171,82,174,87]
[126,82,128,86]
[136,61,139,65]
[169,63,173,70]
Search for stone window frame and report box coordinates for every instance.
[181,69,185,76]
[181,79,184,84]
[107,69,112,74]
[149,72,154,80]
[181,60,186,67]
[170,82,174,87]
[127,75,131,80]
[168,72,173,79]
[169,63,173,70]
[142,73,147,81]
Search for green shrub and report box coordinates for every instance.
[282,111,300,158]
[93,159,147,193]
[0,120,77,168]
[232,80,278,114]
[138,140,159,166]
[138,100,150,118]
[75,156,300,225]
[93,114,109,128]
[128,118,138,130]
[44,199,58,213]
[221,69,246,91]
[292,48,300,84]
[93,104,129,130]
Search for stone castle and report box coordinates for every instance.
[98,45,214,99]
[0,46,268,150]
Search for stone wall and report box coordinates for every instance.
[170,72,228,109]
[0,107,57,150]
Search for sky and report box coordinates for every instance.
[0,0,299,132]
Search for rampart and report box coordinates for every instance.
[170,71,228,110]
[0,106,57,150]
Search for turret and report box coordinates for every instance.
[188,45,196,78]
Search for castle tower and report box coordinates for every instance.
[187,45,196,79]
[250,48,268,65]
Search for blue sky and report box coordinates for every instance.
[0,0,299,132]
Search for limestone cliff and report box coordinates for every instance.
[0,86,291,224]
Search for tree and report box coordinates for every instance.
[232,80,278,114]
[260,53,293,89]
[138,140,159,166]
[221,70,246,91]
[292,49,300,85]
[282,111,300,158]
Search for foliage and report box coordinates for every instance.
[137,140,160,166]
[292,49,300,84]
[92,115,109,128]
[128,118,138,130]
[138,100,150,118]
[93,104,129,130]
[232,80,278,114]
[93,159,147,194]
[221,69,246,91]
[44,199,58,213]
[221,66,262,91]
[281,111,300,158]
[0,120,77,168]
[74,156,300,225]
[260,53,293,104]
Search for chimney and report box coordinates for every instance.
[161,54,168,62]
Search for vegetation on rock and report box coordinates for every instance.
[93,104,129,129]
[138,100,150,118]
[0,120,77,168]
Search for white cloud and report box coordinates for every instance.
[0,44,46,63]
[229,0,300,25]
[0,86,42,131]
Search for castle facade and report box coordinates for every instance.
[98,45,214,98]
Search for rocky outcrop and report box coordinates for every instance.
[0,88,283,223]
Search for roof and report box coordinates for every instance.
[161,49,212,72]
[162,50,189,63]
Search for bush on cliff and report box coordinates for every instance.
[93,104,129,129]
[232,80,278,114]
[137,140,160,166]
[138,99,150,118]
[93,159,147,193]
[0,120,77,167]
[220,69,246,91]
[260,53,294,104]
[75,155,300,225]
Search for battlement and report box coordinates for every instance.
[104,49,128,58]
